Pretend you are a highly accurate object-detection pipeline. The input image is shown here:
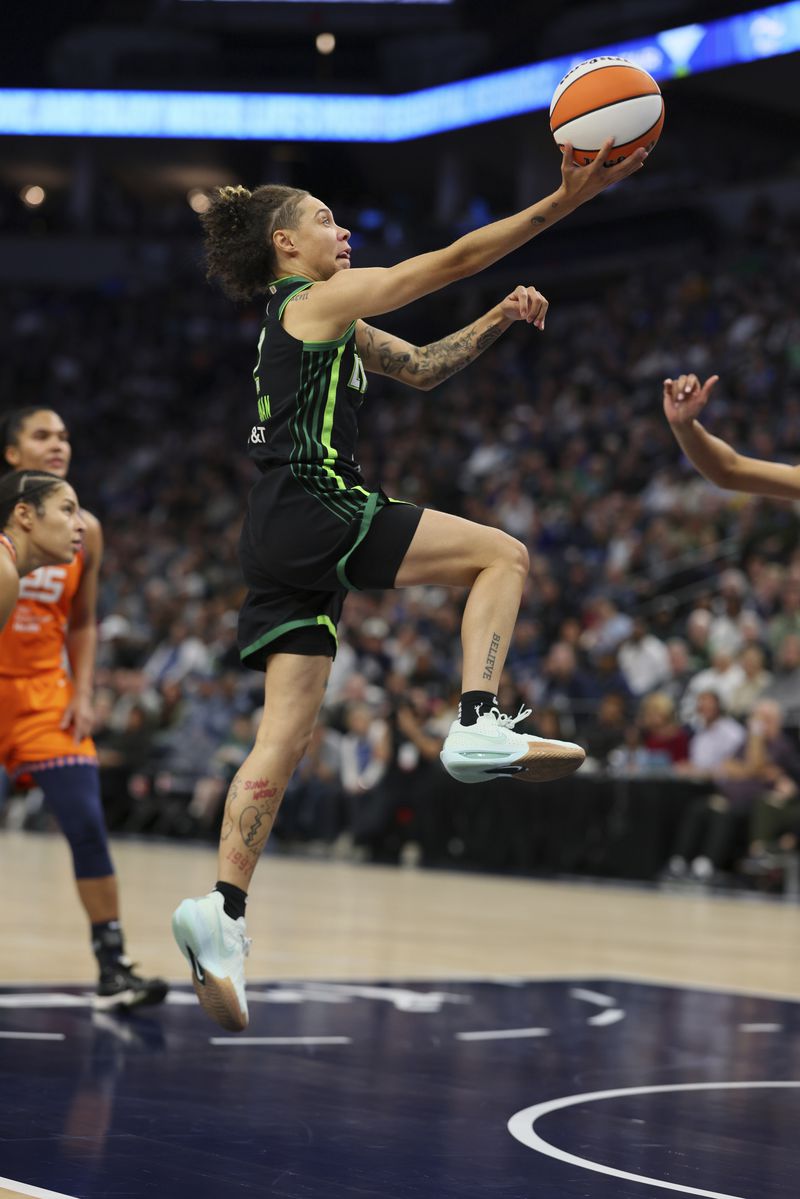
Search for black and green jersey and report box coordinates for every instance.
[237,275,423,667]
[248,275,370,518]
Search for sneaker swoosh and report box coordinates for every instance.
[186,945,206,986]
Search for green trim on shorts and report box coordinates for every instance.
[240,615,338,662]
[335,489,383,592]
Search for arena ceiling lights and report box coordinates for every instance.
[0,1,797,141]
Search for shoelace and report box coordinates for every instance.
[485,705,532,729]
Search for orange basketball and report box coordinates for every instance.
[550,56,664,166]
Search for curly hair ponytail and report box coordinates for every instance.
[199,183,310,301]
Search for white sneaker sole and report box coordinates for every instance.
[172,900,248,1032]
[441,739,585,784]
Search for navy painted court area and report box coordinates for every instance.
[1,977,798,1198]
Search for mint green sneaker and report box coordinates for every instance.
[171,891,250,1032]
[440,706,585,784]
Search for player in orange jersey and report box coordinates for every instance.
[0,408,167,1010]
[0,470,85,629]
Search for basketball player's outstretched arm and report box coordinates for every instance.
[308,139,646,327]
[664,374,800,500]
[356,284,547,391]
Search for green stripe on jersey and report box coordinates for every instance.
[320,344,346,491]
[303,322,356,350]
[289,349,354,523]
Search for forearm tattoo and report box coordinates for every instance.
[360,319,506,388]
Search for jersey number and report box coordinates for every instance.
[348,352,367,394]
[19,566,67,604]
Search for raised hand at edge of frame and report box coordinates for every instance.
[558,138,648,206]
[499,284,549,330]
[663,373,720,426]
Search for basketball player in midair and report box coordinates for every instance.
[173,138,647,1031]
[0,410,168,1009]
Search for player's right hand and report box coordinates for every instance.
[663,373,719,425]
[558,138,647,205]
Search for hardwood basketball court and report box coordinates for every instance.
[1,830,798,1198]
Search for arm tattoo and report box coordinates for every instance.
[530,215,546,225]
[361,319,506,389]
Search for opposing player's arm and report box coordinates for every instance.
[66,510,103,698]
[356,285,548,392]
[0,552,19,633]
[664,375,800,499]
[311,142,645,327]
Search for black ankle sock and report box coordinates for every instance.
[459,690,498,727]
[91,920,125,971]
[215,881,248,921]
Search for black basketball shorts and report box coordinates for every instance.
[237,470,424,671]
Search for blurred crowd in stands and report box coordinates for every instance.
[3,196,800,890]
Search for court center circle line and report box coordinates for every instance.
[508,1080,800,1199]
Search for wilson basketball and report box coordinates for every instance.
[550,56,664,166]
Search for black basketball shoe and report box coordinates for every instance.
[94,958,169,1011]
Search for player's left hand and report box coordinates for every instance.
[500,285,548,330]
[60,692,95,742]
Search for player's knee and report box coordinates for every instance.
[69,818,114,878]
[35,764,113,879]
[499,533,529,579]
[284,727,315,770]
[255,722,315,772]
